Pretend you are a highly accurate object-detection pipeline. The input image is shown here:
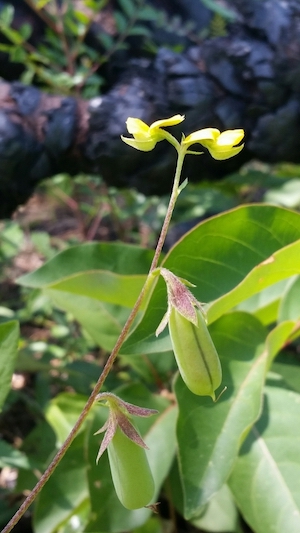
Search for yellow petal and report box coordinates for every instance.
[183,128,220,145]
[126,118,150,136]
[216,129,244,147]
[121,135,157,151]
[150,114,185,130]
[207,143,244,160]
[183,127,245,159]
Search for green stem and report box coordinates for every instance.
[1,144,187,533]
[150,144,187,271]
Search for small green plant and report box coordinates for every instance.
[0,0,159,96]
[0,0,239,93]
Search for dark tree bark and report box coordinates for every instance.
[0,0,300,218]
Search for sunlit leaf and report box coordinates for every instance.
[191,483,240,532]
[229,384,300,533]
[18,242,153,308]
[33,432,90,533]
[0,440,36,470]
[121,205,300,355]
[45,392,89,446]
[278,275,300,321]
[175,313,295,518]
[0,321,19,411]
[44,289,131,350]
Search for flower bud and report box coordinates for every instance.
[108,426,155,509]
[169,306,222,400]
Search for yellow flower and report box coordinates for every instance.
[121,115,185,151]
[183,128,244,160]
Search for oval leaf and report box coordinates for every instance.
[121,205,300,355]
[229,384,300,533]
[17,242,153,308]
[175,313,296,518]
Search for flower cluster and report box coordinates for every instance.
[121,115,244,159]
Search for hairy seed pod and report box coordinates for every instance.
[169,307,222,399]
[107,426,155,509]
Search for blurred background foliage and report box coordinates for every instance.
[0,0,236,94]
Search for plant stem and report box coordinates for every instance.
[1,145,187,533]
[150,145,187,270]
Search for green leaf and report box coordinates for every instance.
[175,312,296,518]
[96,31,114,50]
[17,242,152,308]
[33,431,90,533]
[229,384,300,533]
[236,278,291,325]
[0,321,19,411]
[264,178,300,208]
[0,44,11,53]
[44,289,130,350]
[199,0,237,21]
[119,350,176,385]
[32,393,93,533]
[132,516,163,533]
[121,205,300,355]
[278,275,300,321]
[0,5,14,26]
[10,45,27,62]
[138,5,162,21]
[129,25,151,37]
[73,9,90,25]
[16,422,57,494]
[19,23,32,40]
[120,276,170,355]
[145,404,178,496]
[0,24,23,45]
[42,270,146,307]
[191,483,240,533]
[114,10,128,33]
[45,392,89,446]
[117,0,135,18]
[272,352,300,394]
[36,0,52,7]
[0,221,24,259]
[85,0,108,12]
[17,242,154,350]
[207,239,300,324]
[0,439,36,470]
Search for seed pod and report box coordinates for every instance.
[107,426,155,509]
[169,306,222,399]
